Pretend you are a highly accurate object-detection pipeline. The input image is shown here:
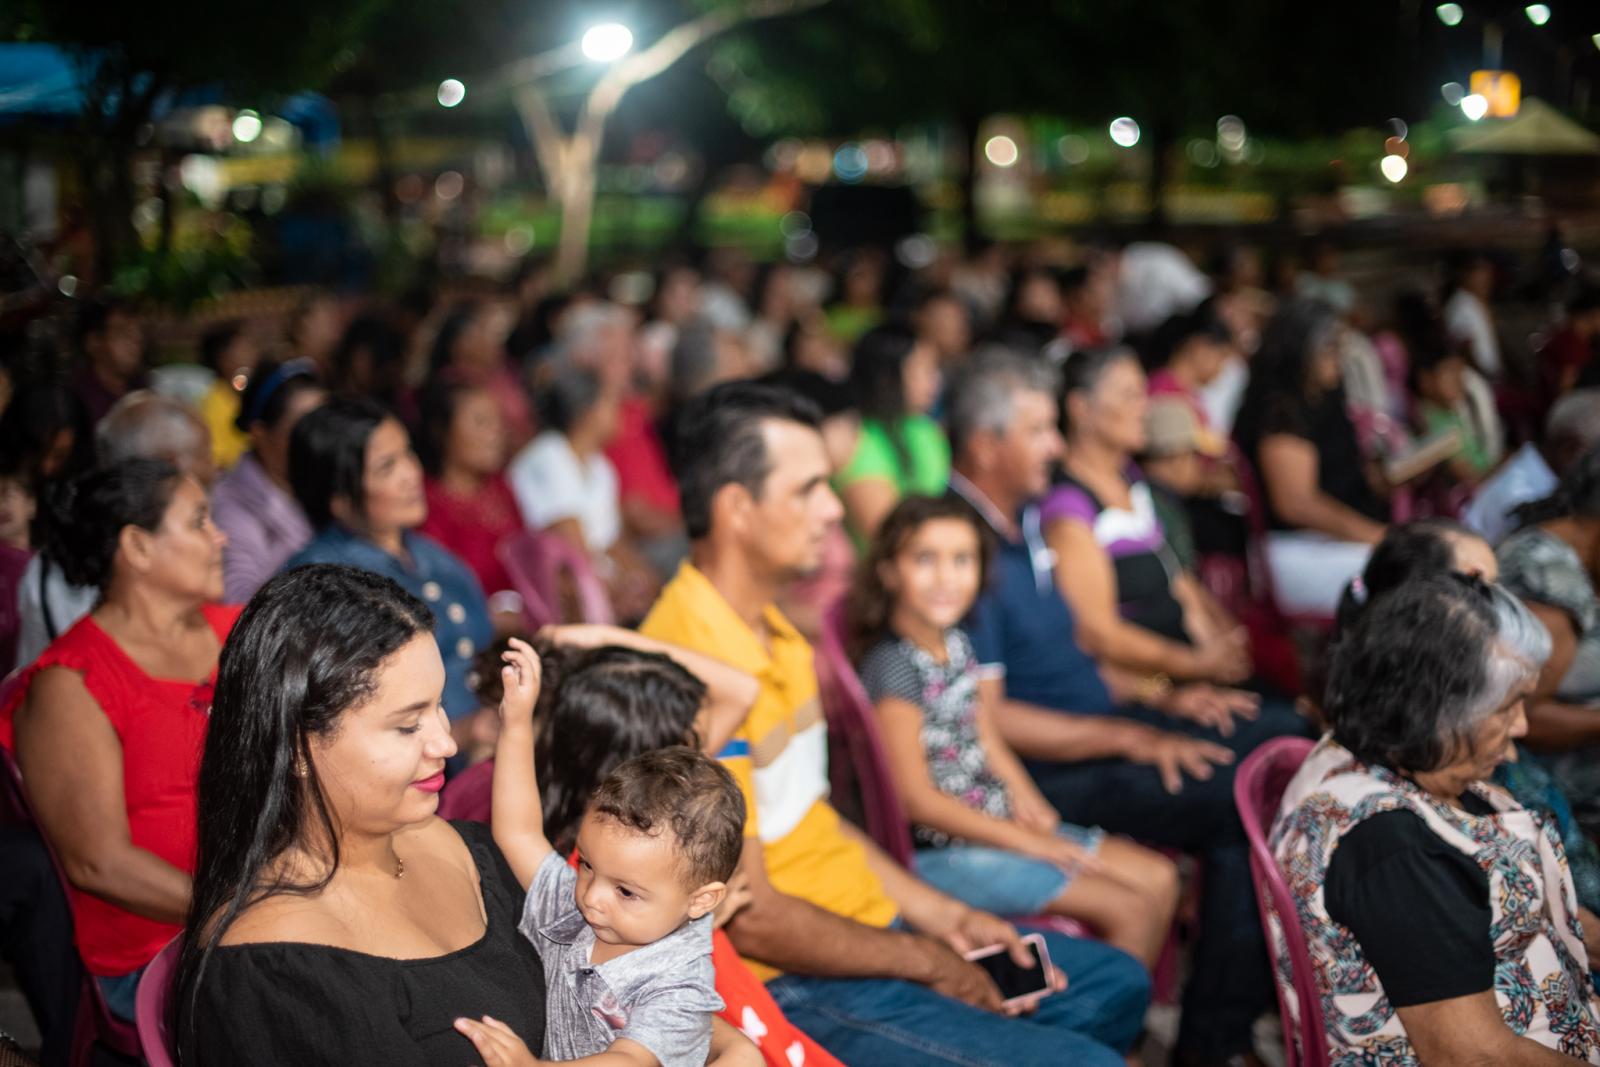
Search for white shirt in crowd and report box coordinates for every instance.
[1464,442,1557,547]
[1198,355,1249,438]
[1444,289,1502,379]
[507,430,621,552]
[15,554,97,670]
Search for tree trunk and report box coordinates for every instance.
[554,146,599,286]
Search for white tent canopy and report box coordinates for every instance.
[1450,98,1600,156]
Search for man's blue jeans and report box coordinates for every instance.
[765,928,1148,1066]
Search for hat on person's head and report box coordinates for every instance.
[1143,397,1206,458]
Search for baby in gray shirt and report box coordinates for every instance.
[455,639,746,1067]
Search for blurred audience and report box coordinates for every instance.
[211,359,325,604]
[285,396,492,725]
[835,326,948,548]
[1233,299,1385,617]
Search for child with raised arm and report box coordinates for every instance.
[455,638,746,1067]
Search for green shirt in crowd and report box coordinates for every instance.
[835,415,952,549]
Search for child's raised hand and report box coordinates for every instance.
[498,638,542,726]
[454,1015,541,1067]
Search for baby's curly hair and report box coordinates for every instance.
[589,746,745,888]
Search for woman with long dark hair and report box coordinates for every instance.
[285,396,492,724]
[1232,298,1386,616]
[834,326,947,547]
[2,458,232,1022]
[172,565,545,1064]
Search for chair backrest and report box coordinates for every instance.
[1233,736,1328,1067]
[495,531,558,630]
[496,529,614,627]
[811,622,915,868]
[437,758,495,823]
[135,938,181,1067]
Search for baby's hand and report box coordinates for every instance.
[498,638,542,726]
[454,1015,541,1066]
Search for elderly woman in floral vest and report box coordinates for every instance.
[1273,574,1600,1065]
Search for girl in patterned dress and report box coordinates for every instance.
[846,494,1179,968]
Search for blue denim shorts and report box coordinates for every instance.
[912,824,1106,916]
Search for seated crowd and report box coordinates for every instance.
[2,237,1600,1067]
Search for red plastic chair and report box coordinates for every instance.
[0,737,143,1066]
[438,758,495,823]
[135,937,181,1067]
[496,529,615,629]
[1233,735,1327,1067]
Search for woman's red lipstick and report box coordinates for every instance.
[413,771,446,794]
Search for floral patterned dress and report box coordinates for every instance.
[1272,737,1600,1065]
[858,629,1011,848]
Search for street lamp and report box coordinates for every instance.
[1524,4,1551,25]
[581,23,634,62]
[1436,3,1464,26]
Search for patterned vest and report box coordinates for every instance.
[1271,737,1600,1065]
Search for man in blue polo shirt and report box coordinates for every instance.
[946,351,1302,1067]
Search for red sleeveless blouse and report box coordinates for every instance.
[0,603,241,976]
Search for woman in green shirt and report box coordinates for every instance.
[836,326,950,547]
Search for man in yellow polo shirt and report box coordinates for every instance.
[641,381,1149,1067]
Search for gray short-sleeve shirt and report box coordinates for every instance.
[519,852,723,1065]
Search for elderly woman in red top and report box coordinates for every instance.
[1,457,234,1021]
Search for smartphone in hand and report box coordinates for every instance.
[964,933,1058,1010]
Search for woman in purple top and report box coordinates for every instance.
[210,360,326,603]
[1045,347,1260,719]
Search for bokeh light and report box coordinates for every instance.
[833,143,869,183]
[1460,93,1489,120]
[1441,81,1465,105]
[1057,135,1090,165]
[1524,4,1551,26]
[437,79,466,108]
[1435,3,1464,26]
[984,135,1019,167]
[1216,115,1247,152]
[231,109,262,143]
[1108,117,1141,148]
[1380,154,1408,182]
[581,23,634,62]
[435,170,465,200]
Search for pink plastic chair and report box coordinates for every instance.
[1233,736,1327,1067]
[135,937,181,1067]
[496,529,615,629]
[0,735,143,1066]
[438,758,495,823]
